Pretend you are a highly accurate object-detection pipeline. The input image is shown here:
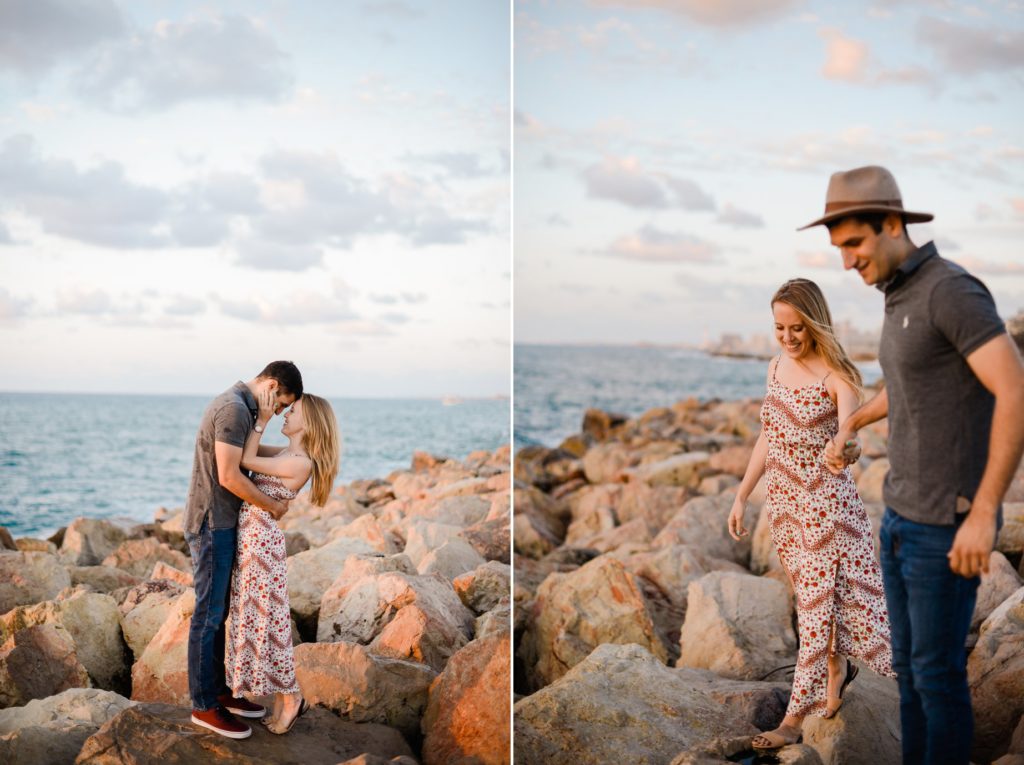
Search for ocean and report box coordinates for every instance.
[514,344,882,451]
[0,392,510,538]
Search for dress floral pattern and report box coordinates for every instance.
[226,473,299,697]
[761,357,895,718]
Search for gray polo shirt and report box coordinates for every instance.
[877,241,1006,526]
[184,382,258,534]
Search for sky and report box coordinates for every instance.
[0,0,510,397]
[514,0,1024,347]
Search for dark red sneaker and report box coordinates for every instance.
[217,693,266,719]
[191,706,251,739]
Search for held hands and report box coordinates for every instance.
[824,431,861,475]
[267,499,290,521]
[727,498,749,541]
[947,511,994,578]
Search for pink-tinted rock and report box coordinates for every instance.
[0,624,90,708]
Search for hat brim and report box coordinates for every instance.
[797,206,933,231]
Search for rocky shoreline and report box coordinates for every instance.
[513,398,1024,765]
[0,446,511,765]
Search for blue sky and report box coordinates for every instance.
[514,0,1024,345]
[0,0,510,397]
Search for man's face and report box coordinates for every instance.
[828,217,900,286]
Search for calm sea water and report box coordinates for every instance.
[0,392,509,538]
[514,344,881,450]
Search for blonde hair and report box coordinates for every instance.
[298,394,340,506]
[771,278,863,401]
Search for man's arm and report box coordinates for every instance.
[948,333,1024,577]
[825,387,889,471]
[214,441,289,520]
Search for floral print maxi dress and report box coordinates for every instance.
[761,358,895,718]
[225,473,299,697]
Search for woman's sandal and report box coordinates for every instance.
[823,657,859,719]
[751,723,802,750]
[266,698,309,735]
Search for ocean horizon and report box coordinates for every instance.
[0,391,509,538]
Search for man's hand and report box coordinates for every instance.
[947,511,996,578]
[267,499,290,521]
[824,431,860,475]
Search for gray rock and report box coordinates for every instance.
[0,551,71,613]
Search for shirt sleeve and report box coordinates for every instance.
[929,273,1006,358]
[213,401,251,448]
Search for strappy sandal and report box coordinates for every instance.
[751,722,802,750]
[266,698,309,735]
[824,657,859,719]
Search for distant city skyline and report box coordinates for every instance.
[515,0,1024,346]
[0,1,510,397]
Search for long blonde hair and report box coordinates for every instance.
[298,394,340,506]
[771,278,863,401]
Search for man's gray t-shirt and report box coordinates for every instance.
[877,242,1006,526]
[184,382,258,534]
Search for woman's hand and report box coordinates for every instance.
[824,433,860,475]
[727,498,749,540]
[257,387,275,426]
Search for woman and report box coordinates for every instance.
[726,278,894,749]
[226,390,340,734]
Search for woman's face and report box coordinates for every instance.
[773,301,812,360]
[281,398,305,437]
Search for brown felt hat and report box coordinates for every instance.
[798,165,933,230]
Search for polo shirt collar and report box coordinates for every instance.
[877,240,938,294]
[234,381,258,415]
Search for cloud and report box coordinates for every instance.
[546,213,571,227]
[796,251,835,269]
[164,295,205,316]
[369,293,399,305]
[56,287,114,315]
[0,288,33,321]
[235,240,325,271]
[819,28,869,83]
[1012,198,1024,218]
[582,157,714,211]
[0,0,124,76]
[379,311,411,324]
[917,16,1024,75]
[74,14,294,112]
[951,256,1024,275]
[588,0,800,28]
[0,221,14,244]
[717,203,764,228]
[360,1,425,18]
[401,292,428,303]
[602,224,719,262]
[410,151,495,178]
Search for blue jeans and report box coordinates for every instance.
[879,508,980,765]
[185,518,237,711]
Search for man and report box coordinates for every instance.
[801,166,1024,765]
[183,361,303,739]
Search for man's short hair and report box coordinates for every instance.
[256,360,303,399]
[826,211,907,235]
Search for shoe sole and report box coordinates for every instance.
[225,707,266,718]
[191,714,252,739]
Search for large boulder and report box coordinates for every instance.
[417,539,487,582]
[317,571,474,672]
[514,643,766,765]
[581,443,632,484]
[453,561,511,615]
[0,551,71,613]
[802,662,901,765]
[0,688,133,765]
[69,566,142,594]
[0,590,129,693]
[972,552,1023,636]
[101,538,191,580]
[130,588,194,705]
[421,632,510,765]
[519,556,668,691]
[402,521,464,567]
[75,702,416,764]
[997,503,1024,557]
[677,571,797,680]
[287,536,376,637]
[652,495,756,567]
[969,585,1024,762]
[117,579,187,661]
[329,514,399,554]
[59,518,128,566]
[855,458,889,504]
[410,494,492,527]
[293,641,436,738]
[626,452,711,489]
[0,624,90,708]
[459,516,511,563]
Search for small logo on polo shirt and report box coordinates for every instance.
[903,315,910,329]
